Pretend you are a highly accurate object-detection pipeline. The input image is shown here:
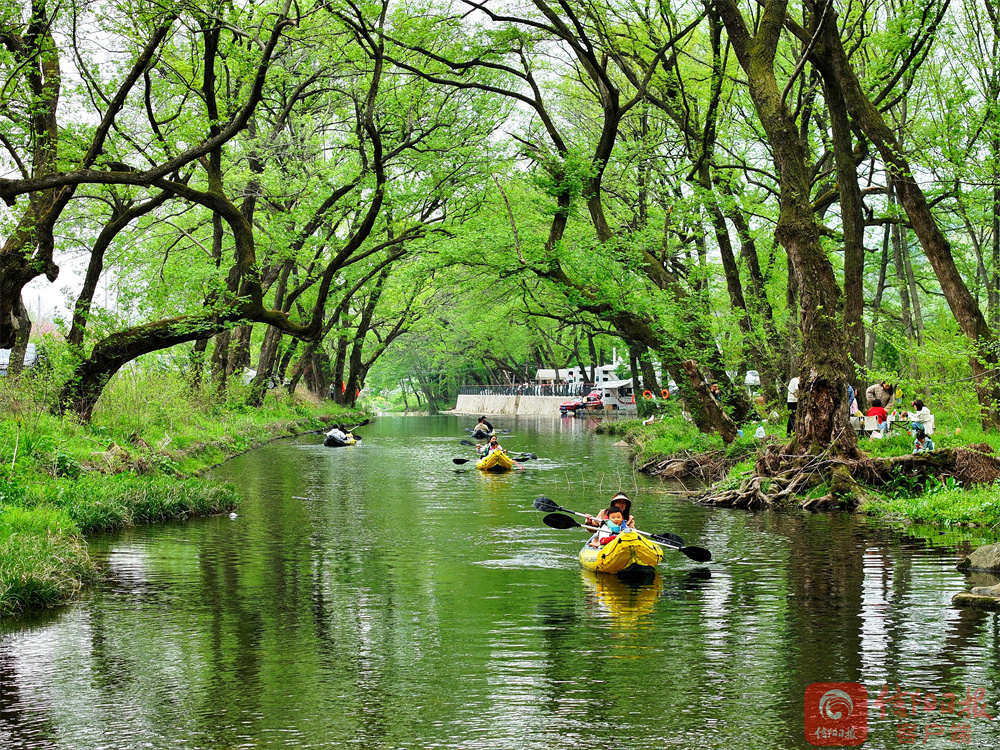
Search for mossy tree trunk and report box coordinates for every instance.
[715,0,858,457]
[803,2,1000,428]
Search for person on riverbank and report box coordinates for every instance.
[588,507,632,548]
[786,375,800,437]
[913,428,935,453]
[906,399,933,433]
[866,398,888,435]
[847,384,860,416]
[866,381,895,411]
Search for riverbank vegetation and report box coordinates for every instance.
[0,366,362,616]
[2,3,1000,545]
[607,409,1000,529]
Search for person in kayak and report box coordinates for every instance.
[585,492,635,530]
[478,434,504,457]
[471,416,494,437]
[588,507,632,547]
[325,424,349,444]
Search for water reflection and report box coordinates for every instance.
[0,415,998,749]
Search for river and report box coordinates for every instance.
[1,415,998,749]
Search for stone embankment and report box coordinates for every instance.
[453,394,568,416]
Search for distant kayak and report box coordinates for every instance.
[323,434,357,447]
[579,532,663,576]
[476,451,514,472]
[470,429,493,440]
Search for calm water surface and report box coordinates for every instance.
[2,415,999,749]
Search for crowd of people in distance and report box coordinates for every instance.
[786,377,936,454]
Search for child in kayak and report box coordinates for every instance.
[588,507,632,547]
[585,492,636,530]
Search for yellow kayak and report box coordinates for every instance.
[476,450,515,472]
[579,532,663,576]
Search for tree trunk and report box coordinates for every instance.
[813,12,1000,427]
[716,0,858,456]
[188,338,210,389]
[7,299,31,377]
[228,324,252,378]
[246,327,283,406]
[819,64,865,377]
[638,349,661,394]
[210,330,232,393]
[681,360,738,443]
[890,179,916,343]
[865,224,892,371]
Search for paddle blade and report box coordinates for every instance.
[542,513,581,530]
[680,545,712,563]
[460,439,476,446]
[533,496,561,513]
[452,458,471,465]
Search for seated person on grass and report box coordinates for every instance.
[913,428,935,454]
[905,399,933,433]
[866,398,889,435]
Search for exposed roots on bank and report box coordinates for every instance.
[639,449,734,484]
[662,443,1000,512]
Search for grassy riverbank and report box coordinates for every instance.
[1,371,364,617]
[604,408,1000,529]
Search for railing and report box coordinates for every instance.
[457,383,592,397]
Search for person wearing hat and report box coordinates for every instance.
[585,492,635,530]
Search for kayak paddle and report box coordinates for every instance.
[542,512,712,563]
[534,496,712,563]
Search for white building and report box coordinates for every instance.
[534,363,625,385]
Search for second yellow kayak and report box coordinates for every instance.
[476,450,514,472]
[579,532,663,575]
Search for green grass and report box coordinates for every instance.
[855,412,1000,457]
[0,503,95,617]
[601,406,784,466]
[20,474,240,533]
[862,480,1000,528]
[612,403,1000,528]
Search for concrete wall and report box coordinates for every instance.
[453,394,567,416]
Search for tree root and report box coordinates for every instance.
[698,444,1000,512]
[639,450,733,484]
